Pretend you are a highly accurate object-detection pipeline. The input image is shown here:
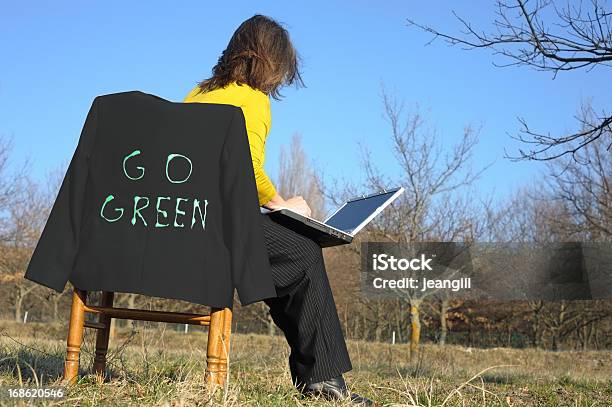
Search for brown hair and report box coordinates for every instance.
[197,14,305,100]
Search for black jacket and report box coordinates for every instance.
[25,91,276,308]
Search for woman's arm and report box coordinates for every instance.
[242,97,279,206]
[248,129,278,206]
[246,101,311,217]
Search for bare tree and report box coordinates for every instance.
[546,102,611,240]
[358,86,490,361]
[276,133,325,218]
[0,136,37,321]
[406,0,612,161]
[0,136,29,242]
[0,176,48,321]
[484,177,611,350]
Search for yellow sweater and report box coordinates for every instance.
[183,82,277,206]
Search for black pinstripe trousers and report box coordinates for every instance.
[259,213,353,387]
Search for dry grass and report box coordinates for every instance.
[0,320,610,406]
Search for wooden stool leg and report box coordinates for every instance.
[63,288,87,385]
[93,291,114,379]
[206,307,233,389]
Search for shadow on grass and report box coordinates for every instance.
[0,330,126,384]
[0,345,163,386]
[556,374,604,391]
[365,349,437,379]
[0,346,65,384]
[480,372,530,384]
[365,360,436,379]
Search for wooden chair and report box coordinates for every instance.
[62,286,232,389]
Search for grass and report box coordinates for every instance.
[0,320,610,406]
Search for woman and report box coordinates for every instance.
[183,15,374,406]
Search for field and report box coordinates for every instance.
[0,321,610,406]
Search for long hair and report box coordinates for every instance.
[197,15,305,100]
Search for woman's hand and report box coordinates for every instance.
[283,196,312,218]
[264,194,312,218]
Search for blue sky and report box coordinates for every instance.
[1,1,609,206]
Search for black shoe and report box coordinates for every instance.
[300,375,376,406]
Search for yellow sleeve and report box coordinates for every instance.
[242,95,277,206]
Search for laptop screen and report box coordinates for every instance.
[325,189,400,234]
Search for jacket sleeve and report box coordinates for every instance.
[220,107,277,305]
[24,97,100,292]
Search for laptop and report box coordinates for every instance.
[264,187,405,247]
